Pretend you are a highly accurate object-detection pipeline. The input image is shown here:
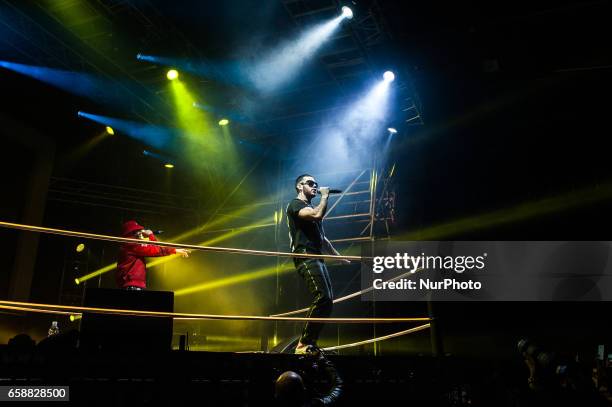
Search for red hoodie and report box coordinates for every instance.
[115,234,176,289]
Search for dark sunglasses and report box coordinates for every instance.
[301,180,318,188]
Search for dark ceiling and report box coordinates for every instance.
[2,0,611,143]
[2,0,612,224]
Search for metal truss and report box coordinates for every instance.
[321,167,395,243]
[0,0,169,122]
[47,177,200,216]
[0,0,224,124]
[280,0,424,132]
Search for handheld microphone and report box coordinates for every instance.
[153,230,164,235]
[317,189,342,194]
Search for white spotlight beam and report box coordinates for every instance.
[310,77,393,169]
[249,15,345,93]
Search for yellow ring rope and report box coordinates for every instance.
[0,301,430,324]
[271,269,422,317]
[321,323,431,351]
[0,221,363,261]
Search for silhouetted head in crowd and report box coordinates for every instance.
[275,370,305,406]
[7,333,35,350]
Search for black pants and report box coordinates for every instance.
[296,259,334,346]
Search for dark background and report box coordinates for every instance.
[1,0,612,359]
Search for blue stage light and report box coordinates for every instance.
[383,71,395,82]
[77,111,174,150]
[248,13,347,93]
[342,6,353,19]
[0,61,130,109]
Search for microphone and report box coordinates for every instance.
[152,230,164,235]
[317,189,342,194]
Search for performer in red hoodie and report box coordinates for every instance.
[116,220,190,290]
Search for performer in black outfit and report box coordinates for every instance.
[286,174,349,354]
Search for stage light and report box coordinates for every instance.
[75,196,279,285]
[0,61,116,105]
[310,70,393,169]
[383,71,395,82]
[69,314,82,322]
[387,127,398,134]
[75,243,85,253]
[78,111,173,150]
[105,126,115,135]
[175,262,294,296]
[341,6,354,19]
[75,263,116,284]
[170,79,216,149]
[75,212,276,286]
[165,163,174,168]
[218,118,229,126]
[167,69,179,80]
[140,218,276,272]
[248,12,346,93]
[395,183,612,241]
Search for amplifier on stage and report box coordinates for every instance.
[79,288,174,352]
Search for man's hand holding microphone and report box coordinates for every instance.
[142,229,190,258]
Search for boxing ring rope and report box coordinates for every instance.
[268,269,429,351]
[1,302,431,351]
[0,220,432,351]
[0,300,429,324]
[0,304,76,316]
[1,303,431,351]
[0,221,421,316]
[0,221,362,261]
[270,269,423,317]
[321,323,431,352]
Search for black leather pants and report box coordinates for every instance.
[296,259,334,346]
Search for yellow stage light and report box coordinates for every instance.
[75,243,85,253]
[167,69,179,80]
[74,193,283,284]
[174,263,294,296]
[395,183,612,240]
[105,126,114,135]
[74,219,266,284]
[165,163,174,168]
[170,79,217,155]
[75,263,116,284]
[218,118,229,126]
